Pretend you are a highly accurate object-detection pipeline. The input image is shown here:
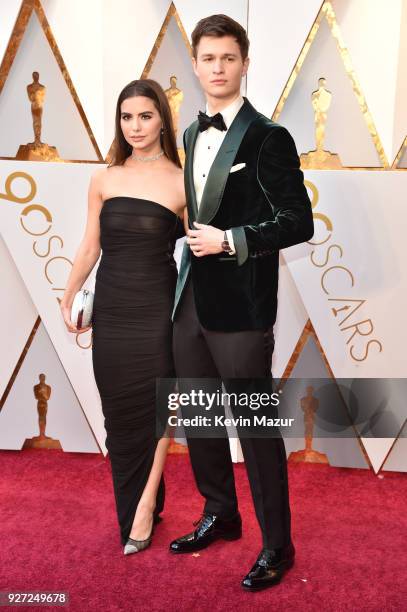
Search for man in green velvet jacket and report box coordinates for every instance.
[169,14,314,592]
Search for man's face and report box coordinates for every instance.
[192,35,249,100]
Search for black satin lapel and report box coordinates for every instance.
[172,242,190,319]
[197,100,258,224]
[184,122,199,222]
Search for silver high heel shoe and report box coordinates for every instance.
[123,515,161,555]
[124,532,153,555]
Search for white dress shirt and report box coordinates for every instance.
[193,94,244,254]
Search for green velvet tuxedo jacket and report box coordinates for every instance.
[172,97,314,332]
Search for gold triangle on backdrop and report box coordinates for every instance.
[272,0,388,169]
[0,320,101,453]
[281,319,375,471]
[141,2,192,78]
[0,0,103,162]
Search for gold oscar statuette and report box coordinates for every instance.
[289,385,329,464]
[300,77,342,169]
[164,75,184,137]
[16,71,61,162]
[22,373,62,450]
[164,75,185,166]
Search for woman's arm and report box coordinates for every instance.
[60,169,104,333]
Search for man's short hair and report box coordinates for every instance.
[191,14,249,60]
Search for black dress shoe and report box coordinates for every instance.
[241,542,295,591]
[169,512,242,553]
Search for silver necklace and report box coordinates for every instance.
[131,149,164,162]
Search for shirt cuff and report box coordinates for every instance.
[225,230,236,255]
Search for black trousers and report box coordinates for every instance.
[173,280,292,549]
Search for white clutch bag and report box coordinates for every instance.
[71,289,94,329]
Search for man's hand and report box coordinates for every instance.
[187,222,224,257]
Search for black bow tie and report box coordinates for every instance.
[197,111,227,132]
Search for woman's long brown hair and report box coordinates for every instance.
[109,79,181,168]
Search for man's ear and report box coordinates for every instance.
[192,56,199,77]
[242,56,250,78]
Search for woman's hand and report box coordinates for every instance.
[58,169,103,336]
[60,301,91,335]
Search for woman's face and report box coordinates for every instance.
[120,95,162,154]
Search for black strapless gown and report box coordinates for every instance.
[92,196,183,545]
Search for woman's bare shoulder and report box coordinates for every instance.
[92,164,124,178]
[174,164,184,176]
[91,164,125,189]
[164,158,183,175]
[168,164,184,186]
[91,165,108,185]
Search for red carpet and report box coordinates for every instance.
[0,449,406,611]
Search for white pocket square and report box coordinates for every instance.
[229,162,246,173]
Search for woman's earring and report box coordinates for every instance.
[160,127,164,135]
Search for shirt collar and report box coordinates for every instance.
[205,94,244,130]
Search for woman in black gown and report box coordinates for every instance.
[61,80,185,553]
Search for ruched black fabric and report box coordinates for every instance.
[92,197,183,545]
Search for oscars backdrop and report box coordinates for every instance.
[0,0,406,473]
